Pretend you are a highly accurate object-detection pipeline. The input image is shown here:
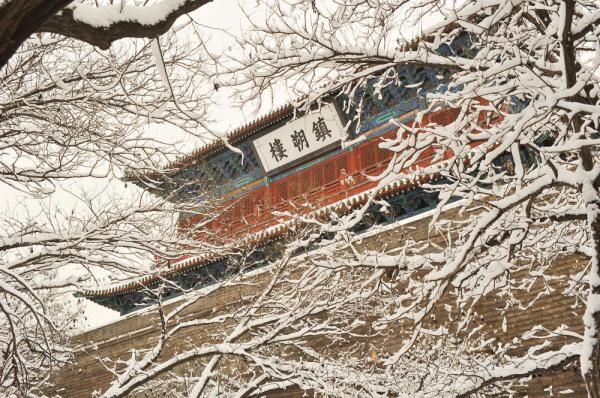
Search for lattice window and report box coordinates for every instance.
[377,143,393,163]
[300,170,312,192]
[312,167,323,189]
[252,191,264,210]
[337,156,348,173]
[430,107,460,126]
[289,176,300,199]
[242,197,253,218]
[231,202,242,220]
[361,142,377,169]
[324,161,336,184]
[276,181,288,203]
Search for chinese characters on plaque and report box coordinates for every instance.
[253,105,343,172]
[269,138,287,161]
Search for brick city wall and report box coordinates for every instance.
[49,209,589,397]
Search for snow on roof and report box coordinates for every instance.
[81,167,448,298]
[124,102,298,184]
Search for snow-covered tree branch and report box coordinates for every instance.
[0,0,216,69]
[87,231,393,398]
[0,1,225,396]
[207,0,600,395]
[5,0,600,396]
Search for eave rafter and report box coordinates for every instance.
[82,172,440,299]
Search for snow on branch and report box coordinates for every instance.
[0,0,213,69]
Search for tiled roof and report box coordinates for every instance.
[124,103,297,182]
[79,224,287,298]
[81,170,444,298]
[171,104,295,169]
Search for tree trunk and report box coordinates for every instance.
[585,206,600,397]
[566,0,600,388]
[0,0,71,69]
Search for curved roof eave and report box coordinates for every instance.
[80,170,445,298]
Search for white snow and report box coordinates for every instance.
[70,0,187,28]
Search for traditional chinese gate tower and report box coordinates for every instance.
[51,34,589,396]
[82,65,461,313]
